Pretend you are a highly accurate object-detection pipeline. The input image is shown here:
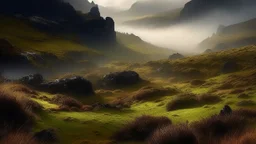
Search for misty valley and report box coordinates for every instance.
[0,0,256,144]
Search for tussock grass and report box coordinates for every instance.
[0,132,40,144]
[132,86,179,101]
[0,92,34,137]
[148,125,198,144]
[220,130,256,144]
[192,114,249,143]
[112,115,172,141]
[166,93,221,111]
[51,95,83,110]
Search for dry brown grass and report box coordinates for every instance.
[112,115,172,141]
[51,94,82,109]
[0,132,40,144]
[148,125,198,144]
[192,114,248,143]
[132,86,179,101]
[220,130,256,144]
[0,92,34,138]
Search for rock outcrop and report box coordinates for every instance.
[0,0,116,44]
[168,53,184,60]
[101,71,142,88]
[41,76,94,96]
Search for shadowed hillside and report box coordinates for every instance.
[198,18,256,51]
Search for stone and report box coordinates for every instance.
[41,76,94,96]
[101,71,141,88]
[19,74,44,86]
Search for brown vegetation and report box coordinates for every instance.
[51,95,83,109]
[167,93,221,111]
[222,130,256,144]
[192,114,248,143]
[0,92,34,137]
[148,125,198,144]
[112,115,172,141]
[132,86,179,101]
[0,132,40,144]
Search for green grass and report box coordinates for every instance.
[30,67,256,143]
[0,15,100,59]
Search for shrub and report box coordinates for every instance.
[148,125,198,144]
[0,132,39,144]
[230,89,245,94]
[51,95,82,109]
[166,93,199,111]
[112,115,172,141]
[192,115,247,143]
[132,86,179,101]
[0,93,34,137]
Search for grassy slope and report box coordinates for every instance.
[139,45,256,78]
[198,18,256,51]
[0,15,170,63]
[23,45,256,144]
[117,32,174,59]
[123,8,181,27]
[0,15,100,59]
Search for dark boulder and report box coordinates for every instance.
[219,105,232,116]
[222,61,239,73]
[33,129,58,143]
[101,71,142,88]
[41,76,94,96]
[19,74,44,86]
[169,53,184,60]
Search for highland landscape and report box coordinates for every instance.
[0,0,256,144]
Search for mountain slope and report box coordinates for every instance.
[117,33,175,59]
[123,8,182,27]
[198,18,256,51]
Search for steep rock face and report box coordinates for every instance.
[0,0,116,44]
[180,0,254,19]
[63,0,96,13]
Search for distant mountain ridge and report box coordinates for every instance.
[198,18,256,51]
[180,0,256,19]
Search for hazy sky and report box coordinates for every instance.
[88,0,189,10]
